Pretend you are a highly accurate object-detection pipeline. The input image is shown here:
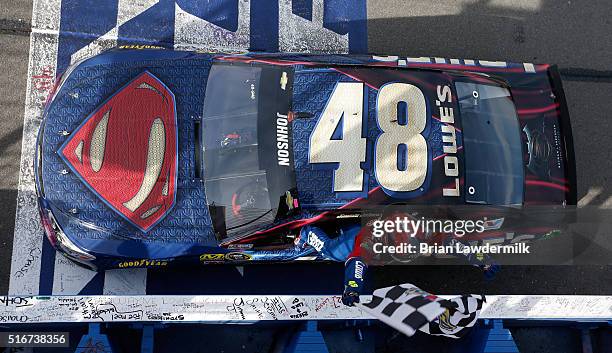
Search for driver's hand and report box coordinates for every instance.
[342,288,361,306]
[483,261,501,280]
[342,257,367,306]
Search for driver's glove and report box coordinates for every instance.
[465,246,501,280]
[445,237,501,280]
[342,257,367,306]
[483,261,501,280]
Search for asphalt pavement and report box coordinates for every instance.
[0,0,31,294]
[0,0,611,294]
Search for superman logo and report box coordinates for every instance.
[60,71,177,232]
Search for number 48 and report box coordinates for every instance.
[309,82,428,196]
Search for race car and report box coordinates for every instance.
[35,47,576,270]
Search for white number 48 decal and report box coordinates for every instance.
[309,82,428,195]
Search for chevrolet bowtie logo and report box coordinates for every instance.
[280,71,288,90]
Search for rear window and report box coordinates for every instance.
[456,81,524,205]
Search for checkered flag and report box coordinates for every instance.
[356,284,454,337]
[419,294,486,339]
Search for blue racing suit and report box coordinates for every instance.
[295,223,501,306]
[296,224,366,306]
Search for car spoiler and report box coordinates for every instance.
[548,65,577,205]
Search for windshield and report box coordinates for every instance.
[456,81,524,205]
[202,62,297,239]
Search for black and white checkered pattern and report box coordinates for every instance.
[357,284,453,337]
[419,294,486,339]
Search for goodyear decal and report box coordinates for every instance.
[117,259,169,268]
[118,45,165,50]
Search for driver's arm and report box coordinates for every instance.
[444,237,500,280]
[297,225,368,306]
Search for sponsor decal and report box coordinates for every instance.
[372,56,537,73]
[198,253,252,262]
[228,244,254,250]
[306,231,325,252]
[542,229,562,239]
[336,214,360,219]
[437,84,460,197]
[118,45,165,50]
[117,259,168,268]
[199,254,226,262]
[354,260,365,280]
[224,252,252,261]
[285,190,298,210]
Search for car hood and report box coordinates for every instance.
[39,50,218,253]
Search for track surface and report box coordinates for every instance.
[1,0,611,294]
[0,0,31,295]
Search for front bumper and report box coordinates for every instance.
[35,118,98,270]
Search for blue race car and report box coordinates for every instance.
[35,47,576,270]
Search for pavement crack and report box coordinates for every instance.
[560,67,612,83]
[0,18,31,36]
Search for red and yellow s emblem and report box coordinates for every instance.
[60,71,177,232]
